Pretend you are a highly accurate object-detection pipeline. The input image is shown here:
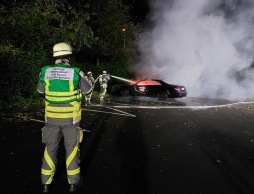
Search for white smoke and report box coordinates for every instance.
[135,0,254,100]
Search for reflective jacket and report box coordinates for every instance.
[39,64,82,104]
[38,63,92,124]
[99,74,110,85]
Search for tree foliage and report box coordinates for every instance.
[0,0,94,105]
[79,0,141,65]
[0,0,141,107]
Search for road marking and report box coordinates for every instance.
[101,105,136,117]
[82,108,136,117]
[85,103,137,117]
[30,118,45,123]
[23,101,254,123]
[105,101,254,109]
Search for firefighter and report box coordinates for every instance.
[37,42,92,193]
[85,71,95,105]
[98,70,111,103]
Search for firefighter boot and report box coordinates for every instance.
[69,177,83,192]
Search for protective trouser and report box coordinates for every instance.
[41,122,83,185]
[100,83,107,102]
[85,93,92,104]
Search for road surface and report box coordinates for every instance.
[1,97,254,194]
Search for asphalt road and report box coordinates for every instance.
[1,97,254,194]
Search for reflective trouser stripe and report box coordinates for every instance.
[41,168,54,176]
[67,168,80,176]
[100,88,106,101]
[79,129,83,143]
[86,93,92,100]
[66,145,78,167]
[100,85,107,98]
[41,147,55,184]
[66,145,80,184]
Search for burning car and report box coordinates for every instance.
[118,79,187,100]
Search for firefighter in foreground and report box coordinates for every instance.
[85,71,95,105]
[37,42,92,193]
[98,70,111,103]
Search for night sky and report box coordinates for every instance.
[124,0,150,22]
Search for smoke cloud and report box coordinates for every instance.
[135,0,254,100]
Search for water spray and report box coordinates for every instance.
[111,75,133,83]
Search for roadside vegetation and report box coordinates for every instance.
[0,0,142,108]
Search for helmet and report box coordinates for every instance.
[53,43,72,57]
[87,71,92,75]
[102,71,107,74]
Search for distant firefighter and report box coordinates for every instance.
[85,71,95,105]
[98,71,110,103]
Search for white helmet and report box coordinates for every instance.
[87,71,92,75]
[53,43,72,57]
[102,71,107,74]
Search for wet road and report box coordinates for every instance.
[1,97,254,194]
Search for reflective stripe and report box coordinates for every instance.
[46,106,80,112]
[69,80,74,91]
[41,168,54,176]
[73,115,82,124]
[40,65,82,104]
[69,101,81,107]
[45,101,80,108]
[66,145,79,168]
[100,83,107,89]
[45,112,81,118]
[44,147,55,170]
[46,90,79,96]
[41,147,55,184]
[45,80,50,93]
[45,101,81,123]
[67,168,80,176]
[42,171,54,184]
[66,145,81,179]
[79,129,83,143]
[45,94,81,102]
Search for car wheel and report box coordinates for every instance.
[158,91,168,100]
[120,89,129,97]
